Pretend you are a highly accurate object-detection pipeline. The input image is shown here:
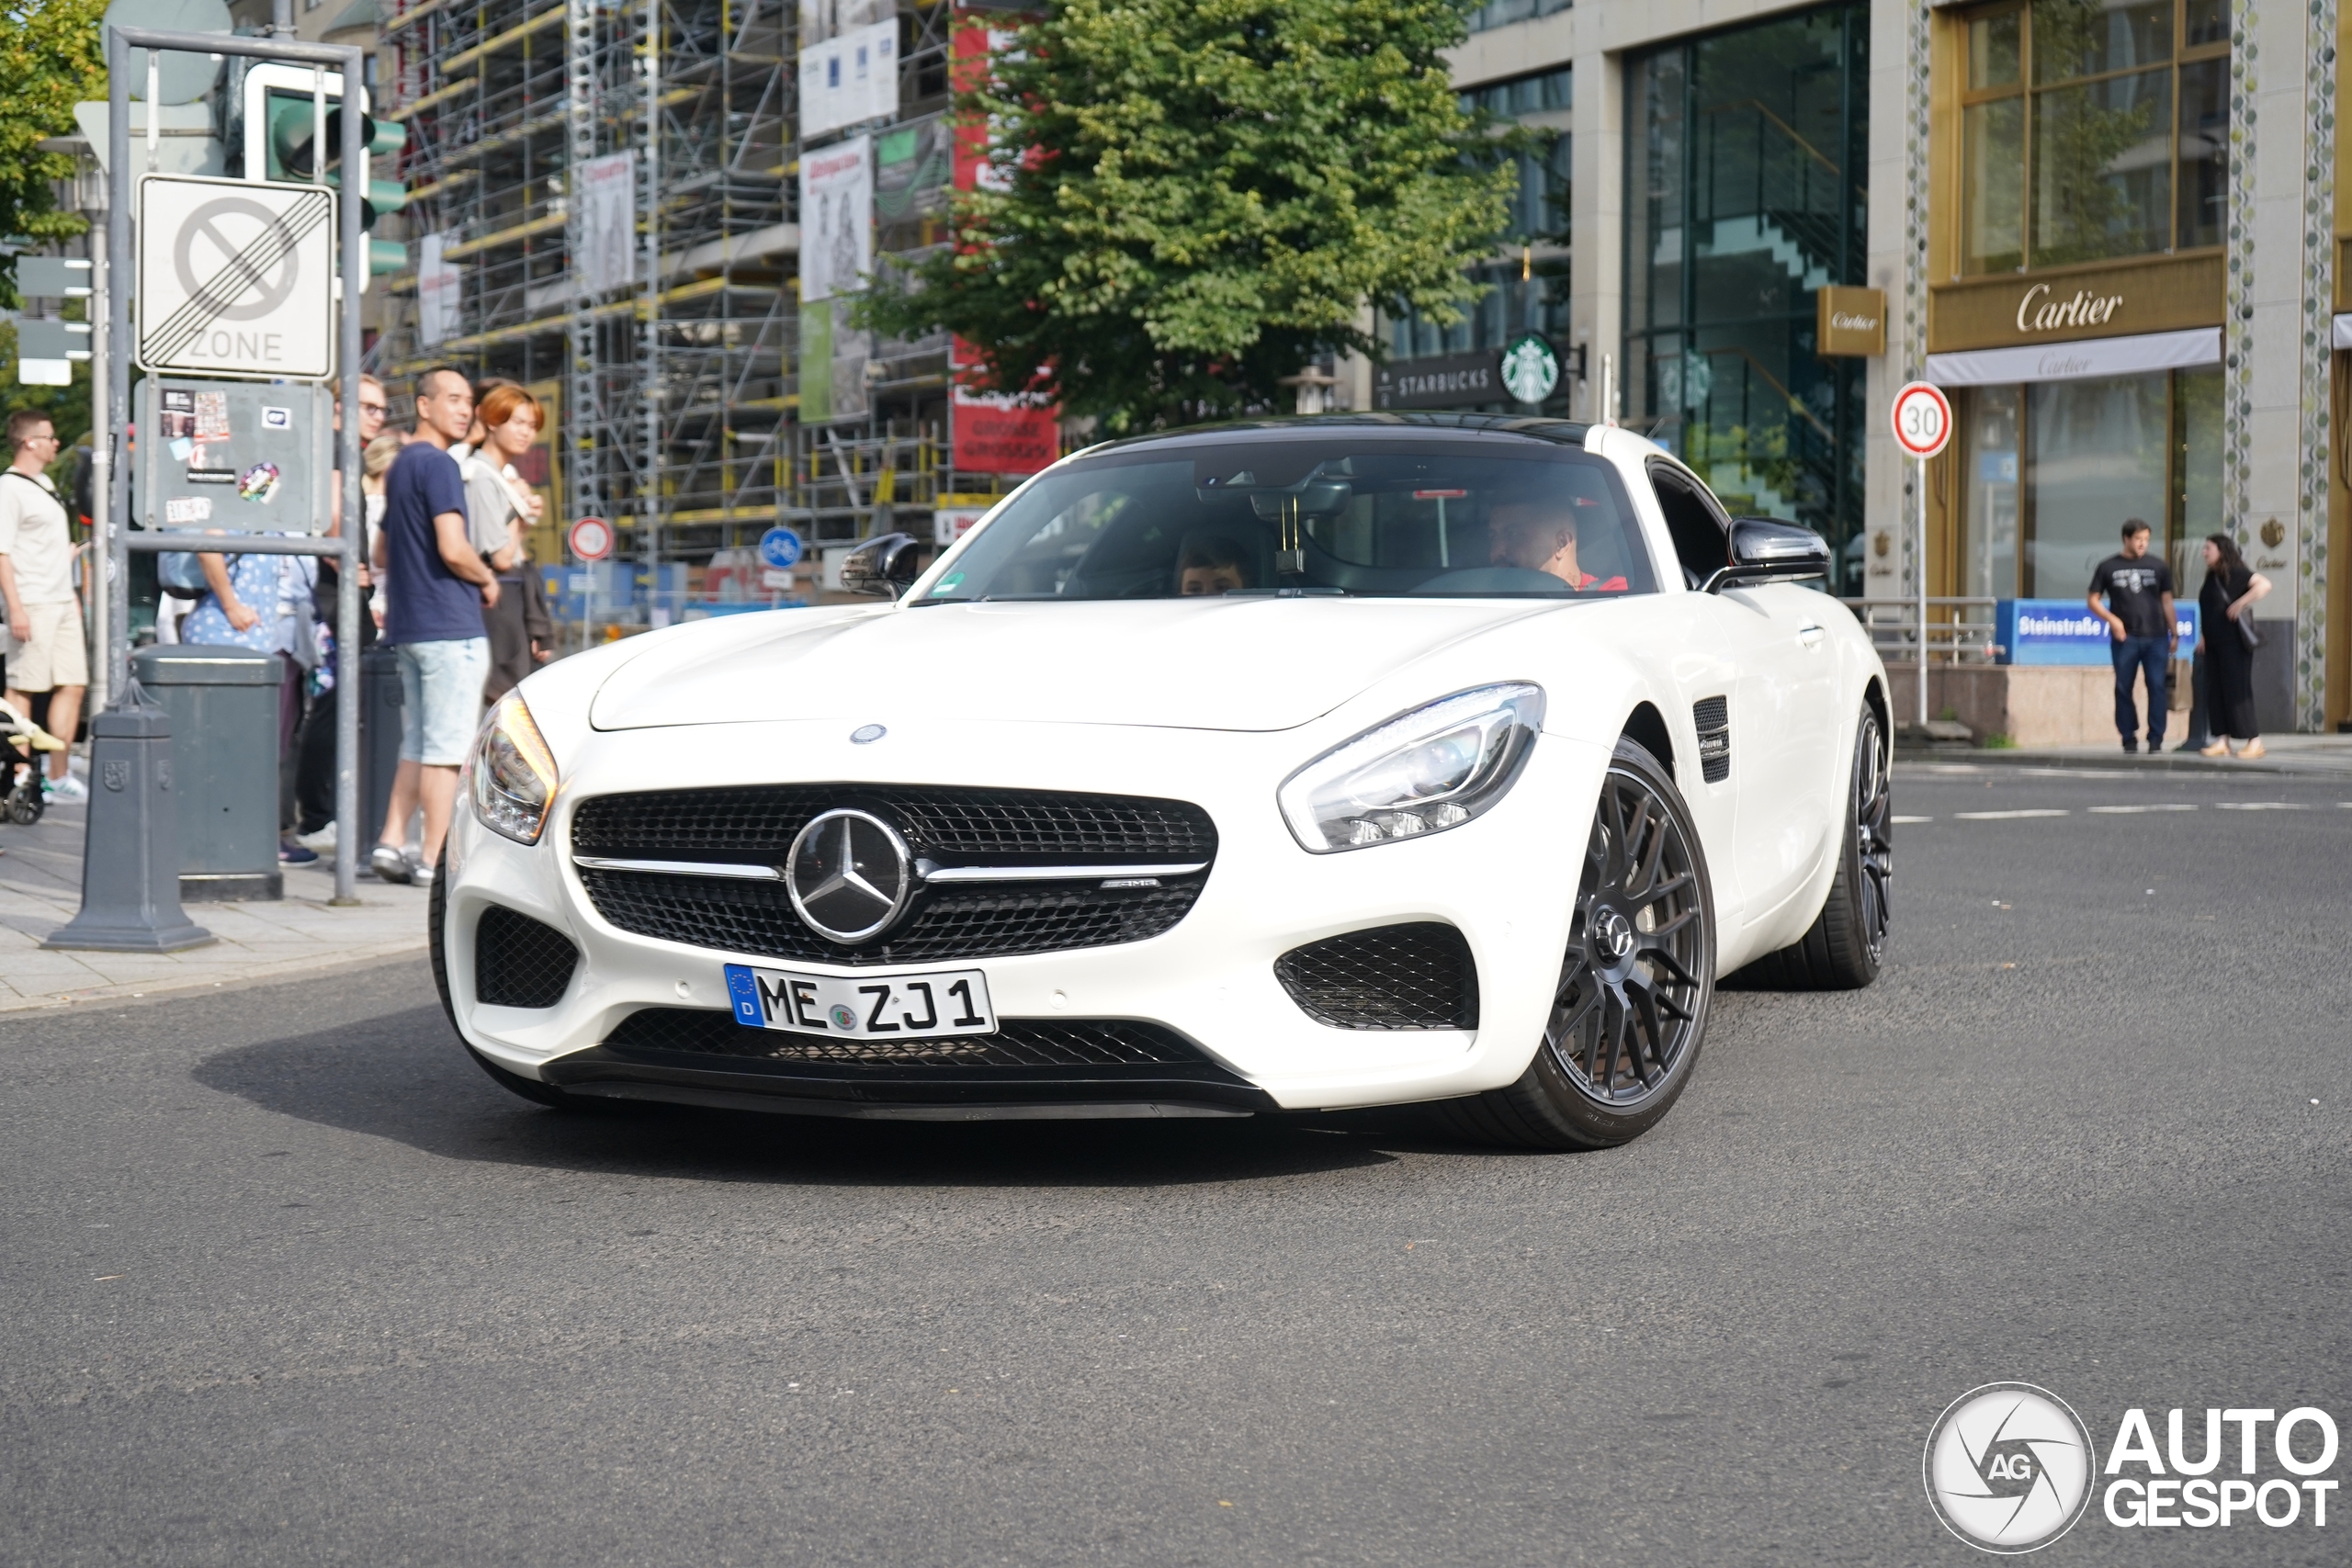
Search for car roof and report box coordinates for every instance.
[1073,412,1597,462]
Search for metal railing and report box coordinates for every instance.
[1840,597,2005,666]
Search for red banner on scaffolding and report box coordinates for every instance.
[947,12,1057,476]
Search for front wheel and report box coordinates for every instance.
[1430,738,1716,1151]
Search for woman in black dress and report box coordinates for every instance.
[2197,533,2272,759]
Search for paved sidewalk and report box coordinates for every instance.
[1896,731,2352,775]
[0,795,429,1013]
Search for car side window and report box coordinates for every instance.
[1647,462,1730,590]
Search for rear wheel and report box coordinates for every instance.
[1740,705,1890,990]
[1430,738,1715,1151]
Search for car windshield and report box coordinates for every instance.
[915,438,1658,603]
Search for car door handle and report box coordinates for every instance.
[1797,623,1826,649]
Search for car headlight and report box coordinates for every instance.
[469,692,559,844]
[1278,682,1544,852]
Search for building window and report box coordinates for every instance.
[1624,3,1870,590]
[1957,0,2229,275]
[1956,366,2220,601]
[1467,0,1571,35]
[1460,67,1572,120]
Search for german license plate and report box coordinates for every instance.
[721,963,997,1040]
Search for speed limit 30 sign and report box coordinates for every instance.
[1891,380,1953,460]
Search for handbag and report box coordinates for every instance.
[2231,572,2261,651]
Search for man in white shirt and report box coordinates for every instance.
[0,412,87,802]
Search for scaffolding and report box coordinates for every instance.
[380,0,794,607]
[378,0,1044,621]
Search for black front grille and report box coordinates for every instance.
[571,784,1216,866]
[474,905,579,1009]
[571,784,1216,964]
[604,1008,1212,1068]
[1275,922,1479,1030]
[578,868,1204,965]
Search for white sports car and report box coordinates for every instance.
[434,414,1892,1149]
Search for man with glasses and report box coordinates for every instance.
[0,411,87,802]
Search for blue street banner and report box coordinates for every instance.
[1996,598,2199,665]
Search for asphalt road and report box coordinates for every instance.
[5,761,2348,1566]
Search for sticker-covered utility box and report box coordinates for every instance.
[137,378,332,533]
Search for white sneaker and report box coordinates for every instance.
[42,773,88,803]
[297,821,339,852]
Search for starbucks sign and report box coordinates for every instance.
[1498,333,1559,405]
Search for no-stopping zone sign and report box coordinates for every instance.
[138,174,336,379]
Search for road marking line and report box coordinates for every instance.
[2088,804,2199,813]
[1892,815,1932,824]
[2214,802,2308,810]
[1954,809,2070,819]
[2019,767,2137,778]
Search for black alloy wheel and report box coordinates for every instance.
[1740,703,1891,990]
[1430,738,1715,1150]
[1851,708,1893,964]
[1547,755,1710,1110]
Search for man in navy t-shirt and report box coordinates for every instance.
[371,367,501,886]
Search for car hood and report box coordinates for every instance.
[589,598,1562,733]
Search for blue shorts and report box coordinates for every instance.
[396,637,491,765]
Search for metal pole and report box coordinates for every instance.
[87,222,109,714]
[1916,454,1928,728]
[105,28,132,712]
[640,0,662,624]
[333,42,364,905]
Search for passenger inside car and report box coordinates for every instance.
[1177,536,1252,596]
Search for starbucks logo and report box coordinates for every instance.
[1498,333,1559,405]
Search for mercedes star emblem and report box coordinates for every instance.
[785,808,914,944]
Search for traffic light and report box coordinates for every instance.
[240,63,409,276]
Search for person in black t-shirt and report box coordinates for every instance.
[2087,519,2177,753]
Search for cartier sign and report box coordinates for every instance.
[1816,286,1885,355]
[1928,253,2222,354]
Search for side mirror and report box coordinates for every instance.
[1704,518,1831,592]
[840,532,924,600]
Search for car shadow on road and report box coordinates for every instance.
[190,1002,1408,1188]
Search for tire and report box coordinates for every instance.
[1739,705,1891,990]
[1428,737,1716,1151]
[428,844,571,1109]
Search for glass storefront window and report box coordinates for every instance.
[1624,4,1870,591]
[1957,0,2231,275]
[1957,367,2221,599]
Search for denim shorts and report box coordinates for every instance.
[396,637,492,765]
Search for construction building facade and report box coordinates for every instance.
[371,0,1035,626]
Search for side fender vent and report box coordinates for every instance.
[1693,695,1731,784]
[475,905,580,1009]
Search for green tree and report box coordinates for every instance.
[861,0,1517,433]
[1,0,106,303]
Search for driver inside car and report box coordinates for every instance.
[1487,494,1628,593]
[1177,536,1251,596]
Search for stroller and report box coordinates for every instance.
[0,696,64,825]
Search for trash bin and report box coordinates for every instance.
[130,645,284,901]
[361,646,403,849]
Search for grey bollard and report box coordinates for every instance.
[44,685,213,953]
